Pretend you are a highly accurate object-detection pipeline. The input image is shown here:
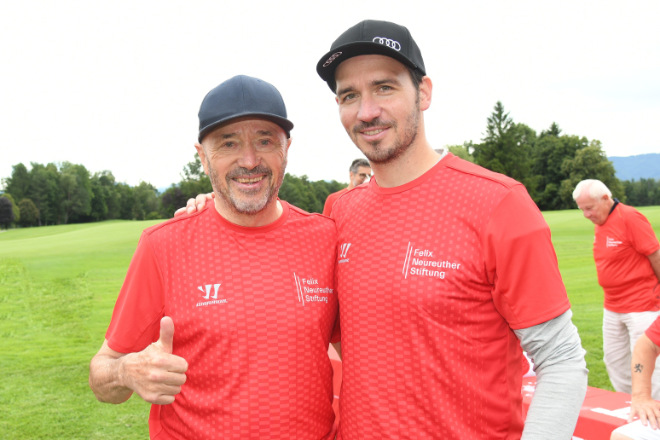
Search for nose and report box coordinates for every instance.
[357,94,381,122]
[237,145,259,169]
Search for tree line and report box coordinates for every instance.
[1,101,658,229]
[447,101,660,211]
[0,156,344,229]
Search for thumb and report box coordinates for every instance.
[158,316,175,354]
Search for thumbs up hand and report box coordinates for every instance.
[121,316,189,404]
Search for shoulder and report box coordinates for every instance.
[443,154,521,190]
[141,209,209,240]
[286,202,336,228]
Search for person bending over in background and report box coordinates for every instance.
[574,179,660,398]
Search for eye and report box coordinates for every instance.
[340,92,358,103]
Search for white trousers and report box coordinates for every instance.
[603,309,660,399]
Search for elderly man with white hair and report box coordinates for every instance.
[574,179,660,399]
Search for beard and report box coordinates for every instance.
[207,160,286,216]
[349,105,420,165]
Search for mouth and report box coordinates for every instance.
[235,176,265,184]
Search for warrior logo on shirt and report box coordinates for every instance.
[196,283,228,307]
[338,243,351,264]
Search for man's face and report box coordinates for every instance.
[575,192,611,226]
[334,55,430,165]
[196,117,290,220]
[349,165,372,187]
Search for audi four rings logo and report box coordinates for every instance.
[373,36,401,51]
[323,51,343,67]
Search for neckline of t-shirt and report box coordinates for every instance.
[369,153,453,195]
[209,199,290,234]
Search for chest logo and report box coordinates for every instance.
[196,283,227,307]
[606,236,622,248]
[339,243,351,264]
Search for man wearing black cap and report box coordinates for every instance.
[316,20,588,439]
[89,75,338,439]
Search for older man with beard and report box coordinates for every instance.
[89,75,338,440]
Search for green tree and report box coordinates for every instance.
[115,183,136,220]
[18,198,39,227]
[60,162,92,223]
[1,193,20,226]
[531,128,590,210]
[279,174,323,213]
[89,171,121,221]
[158,155,213,218]
[447,142,475,162]
[131,182,160,220]
[473,102,535,189]
[0,196,14,229]
[28,163,60,225]
[623,178,660,207]
[558,141,624,206]
[3,163,31,202]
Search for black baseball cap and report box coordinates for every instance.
[198,75,294,142]
[316,20,426,93]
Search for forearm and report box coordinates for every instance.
[514,310,588,440]
[631,335,660,402]
[89,349,134,404]
[648,250,660,284]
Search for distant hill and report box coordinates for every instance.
[609,153,660,181]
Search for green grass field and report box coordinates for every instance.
[0,207,659,438]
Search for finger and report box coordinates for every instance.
[651,412,660,430]
[158,316,175,354]
[174,207,186,218]
[195,193,209,210]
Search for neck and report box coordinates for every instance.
[371,139,441,188]
[214,198,283,227]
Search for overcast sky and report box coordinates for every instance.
[1,0,658,189]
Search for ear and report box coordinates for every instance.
[194,143,210,176]
[419,76,432,111]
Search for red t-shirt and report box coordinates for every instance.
[106,201,338,439]
[646,316,660,347]
[331,154,570,439]
[593,203,660,313]
[322,188,349,216]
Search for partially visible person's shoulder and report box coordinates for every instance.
[443,154,521,189]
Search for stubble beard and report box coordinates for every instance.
[207,159,286,215]
[351,101,421,165]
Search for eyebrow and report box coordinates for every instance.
[336,78,402,98]
[218,129,275,139]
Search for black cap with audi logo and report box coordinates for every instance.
[316,20,426,93]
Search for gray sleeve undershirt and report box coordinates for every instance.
[514,310,589,440]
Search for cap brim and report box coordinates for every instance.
[316,42,421,93]
[198,113,294,142]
